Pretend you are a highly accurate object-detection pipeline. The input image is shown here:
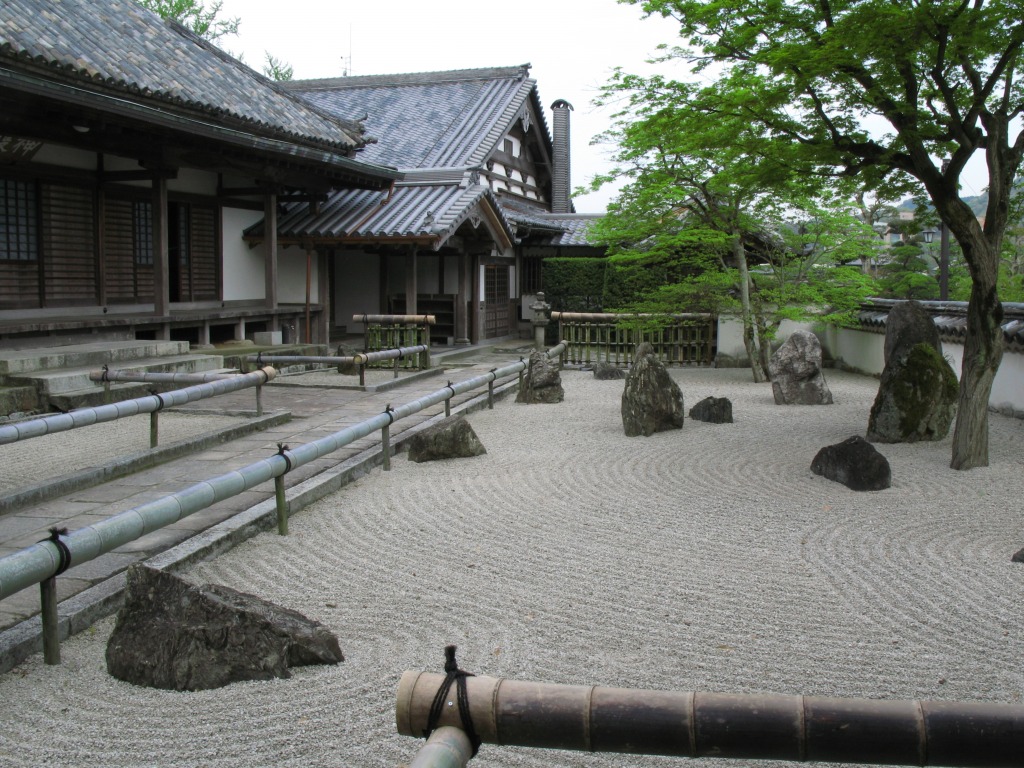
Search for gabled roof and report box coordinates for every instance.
[0,0,369,154]
[247,169,515,252]
[286,65,549,171]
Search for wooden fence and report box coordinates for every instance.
[552,312,717,367]
[351,314,434,369]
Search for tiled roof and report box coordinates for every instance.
[250,172,515,249]
[0,0,368,152]
[286,66,541,169]
[858,299,1024,352]
[500,198,603,247]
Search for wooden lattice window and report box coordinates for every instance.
[132,200,153,266]
[0,178,38,261]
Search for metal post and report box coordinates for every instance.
[940,220,950,301]
[382,424,392,471]
[149,411,159,449]
[40,576,60,665]
[274,475,288,536]
[407,726,474,768]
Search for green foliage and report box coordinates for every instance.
[541,258,606,312]
[878,244,940,300]
[262,53,294,82]
[136,0,239,41]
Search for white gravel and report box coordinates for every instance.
[1,367,1022,768]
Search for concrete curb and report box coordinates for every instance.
[0,378,519,673]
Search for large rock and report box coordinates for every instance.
[621,351,684,436]
[866,342,958,443]
[593,361,626,380]
[884,300,942,366]
[106,565,343,691]
[335,342,361,375]
[768,331,833,405]
[516,350,564,404]
[407,416,486,462]
[689,396,733,424]
[811,436,891,491]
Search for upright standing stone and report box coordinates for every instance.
[883,300,942,365]
[867,343,958,442]
[621,348,684,436]
[768,330,833,405]
[516,349,564,404]
[867,301,957,443]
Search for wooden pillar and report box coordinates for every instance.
[264,192,279,329]
[405,247,418,315]
[152,175,169,319]
[318,249,331,344]
[455,252,469,345]
[470,254,481,344]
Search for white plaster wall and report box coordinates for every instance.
[335,251,382,331]
[721,315,1022,413]
[222,208,264,301]
[278,245,317,303]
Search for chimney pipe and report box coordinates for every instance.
[550,99,573,214]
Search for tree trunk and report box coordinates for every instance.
[734,234,767,382]
[950,252,1003,469]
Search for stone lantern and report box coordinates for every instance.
[528,292,551,350]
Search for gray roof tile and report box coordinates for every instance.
[0,0,368,151]
[287,66,538,169]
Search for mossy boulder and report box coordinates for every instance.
[866,343,958,443]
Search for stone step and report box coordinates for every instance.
[0,385,39,417]
[10,354,228,396]
[0,340,191,377]
[46,366,241,412]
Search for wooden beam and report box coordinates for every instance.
[152,175,169,320]
[264,191,278,316]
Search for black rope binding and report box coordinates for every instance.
[384,404,395,424]
[100,364,110,383]
[255,351,265,369]
[276,443,293,473]
[40,527,72,576]
[423,645,481,755]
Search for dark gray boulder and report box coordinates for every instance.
[1012,548,1024,564]
[867,343,958,443]
[593,361,626,380]
[884,300,942,366]
[768,331,833,405]
[516,350,564,404]
[689,396,733,424]
[621,352,684,436]
[407,416,486,462]
[106,565,343,691]
[811,436,891,491]
[335,342,360,375]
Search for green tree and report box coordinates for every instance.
[618,0,1024,470]
[263,53,294,82]
[136,0,239,41]
[590,70,877,380]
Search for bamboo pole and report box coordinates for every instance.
[407,726,474,768]
[397,671,1024,766]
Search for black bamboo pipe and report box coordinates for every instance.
[396,672,1023,766]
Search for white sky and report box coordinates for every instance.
[216,0,683,213]
[215,0,992,212]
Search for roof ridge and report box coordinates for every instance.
[286,64,531,91]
